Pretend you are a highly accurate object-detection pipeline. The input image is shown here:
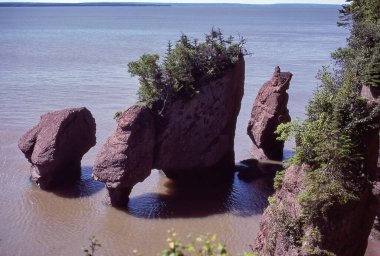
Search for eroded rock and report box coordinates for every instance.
[155,56,245,181]
[18,107,96,189]
[94,57,245,206]
[93,105,155,207]
[247,66,292,161]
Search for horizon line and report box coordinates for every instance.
[0,1,344,5]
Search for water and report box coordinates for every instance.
[0,5,349,255]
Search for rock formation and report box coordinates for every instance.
[93,105,155,207]
[254,130,380,256]
[255,163,379,256]
[361,85,380,242]
[18,107,96,189]
[247,66,292,161]
[93,57,245,206]
[155,57,245,181]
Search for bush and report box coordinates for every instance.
[83,231,257,256]
[128,28,247,114]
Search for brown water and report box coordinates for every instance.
[0,4,361,256]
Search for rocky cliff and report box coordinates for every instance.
[255,162,379,256]
[247,66,292,161]
[93,57,245,206]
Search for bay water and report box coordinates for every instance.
[0,5,351,255]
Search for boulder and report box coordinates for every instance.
[93,105,155,207]
[94,57,245,206]
[18,107,96,189]
[247,66,292,161]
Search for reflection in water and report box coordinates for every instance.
[126,172,274,219]
[49,166,104,198]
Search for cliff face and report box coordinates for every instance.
[255,168,378,256]
[255,131,380,256]
[247,67,292,161]
[361,85,380,240]
[93,57,245,206]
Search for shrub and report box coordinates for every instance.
[128,28,247,114]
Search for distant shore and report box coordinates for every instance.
[0,2,342,7]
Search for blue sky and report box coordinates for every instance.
[0,0,347,4]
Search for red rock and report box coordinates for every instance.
[155,56,245,181]
[247,66,292,161]
[18,107,96,189]
[93,57,245,206]
[93,105,155,207]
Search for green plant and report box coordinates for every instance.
[82,235,101,256]
[273,170,285,190]
[128,28,247,114]
[113,111,122,120]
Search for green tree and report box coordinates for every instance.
[127,28,247,114]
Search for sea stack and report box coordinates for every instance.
[247,66,292,161]
[93,56,245,206]
[18,107,96,189]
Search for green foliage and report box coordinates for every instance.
[273,170,285,190]
[335,0,380,88]
[82,235,101,256]
[271,3,380,254]
[365,48,380,87]
[128,28,247,113]
[159,229,229,256]
[128,54,162,108]
[266,201,304,249]
[84,231,256,256]
[113,111,122,120]
[296,171,358,221]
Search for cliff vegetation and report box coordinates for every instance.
[127,28,247,114]
[259,0,380,254]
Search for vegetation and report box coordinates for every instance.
[82,235,101,256]
[128,28,247,114]
[269,0,380,253]
[83,231,256,256]
[335,0,380,87]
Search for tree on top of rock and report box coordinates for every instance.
[127,28,248,114]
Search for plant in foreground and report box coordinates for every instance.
[82,235,101,256]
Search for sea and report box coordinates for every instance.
[2,4,372,256]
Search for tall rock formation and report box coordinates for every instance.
[155,56,245,181]
[247,67,292,161]
[93,57,245,206]
[18,107,96,189]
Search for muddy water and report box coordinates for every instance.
[0,5,354,255]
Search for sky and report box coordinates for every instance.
[0,0,347,4]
